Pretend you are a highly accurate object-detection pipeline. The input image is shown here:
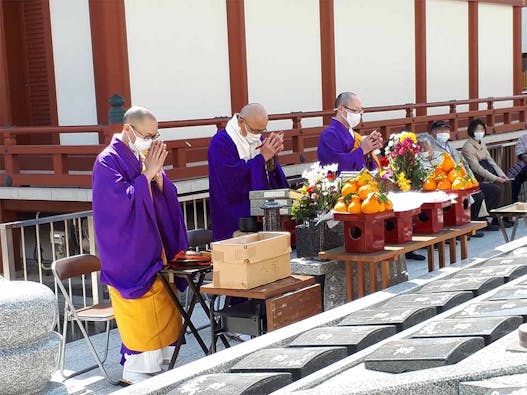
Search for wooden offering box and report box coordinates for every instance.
[334,211,394,253]
[443,187,478,226]
[385,208,421,244]
[413,200,451,234]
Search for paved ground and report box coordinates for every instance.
[49,220,524,394]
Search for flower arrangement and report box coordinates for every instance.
[384,131,427,191]
[292,162,342,224]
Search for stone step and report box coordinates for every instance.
[417,277,504,296]
[459,373,527,394]
[169,373,293,395]
[363,337,485,373]
[480,256,527,267]
[379,291,473,314]
[489,286,527,301]
[411,316,522,345]
[452,265,527,282]
[455,299,527,321]
[230,347,347,381]
[288,326,396,356]
[338,307,436,332]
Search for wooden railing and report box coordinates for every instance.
[0,95,526,188]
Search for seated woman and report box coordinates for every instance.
[507,132,527,202]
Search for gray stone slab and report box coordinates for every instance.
[337,307,436,332]
[453,265,527,282]
[417,277,504,296]
[170,373,293,395]
[230,347,347,381]
[288,325,397,355]
[411,316,523,345]
[481,256,527,267]
[363,337,485,373]
[380,291,473,314]
[490,286,527,301]
[459,373,527,395]
[455,299,527,321]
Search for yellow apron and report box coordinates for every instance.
[108,277,182,352]
[352,132,382,169]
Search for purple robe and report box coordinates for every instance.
[208,129,289,241]
[318,118,377,173]
[92,137,188,299]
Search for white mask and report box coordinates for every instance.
[436,132,450,143]
[474,131,485,140]
[344,109,362,129]
[245,131,262,145]
[129,126,154,153]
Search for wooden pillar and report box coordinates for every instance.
[512,5,523,97]
[468,0,479,111]
[320,0,336,124]
[226,0,248,114]
[415,0,427,116]
[89,0,131,124]
[0,3,11,126]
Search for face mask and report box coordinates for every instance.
[129,126,153,153]
[436,132,450,143]
[245,132,262,145]
[345,109,362,129]
[474,131,485,140]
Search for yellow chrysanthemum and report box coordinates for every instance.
[400,131,417,144]
[396,172,412,192]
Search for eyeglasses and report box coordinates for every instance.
[128,124,161,141]
[343,105,363,114]
[240,117,267,134]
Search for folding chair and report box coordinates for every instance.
[52,254,119,385]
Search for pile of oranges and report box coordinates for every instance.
[422,153,479,191]
[333,169,393,214]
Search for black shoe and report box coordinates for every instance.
[406,251,426,261]
[483,223,500,231]
[471,231,485,238]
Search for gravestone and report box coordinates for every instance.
[230,347,347,381]
[364,337,485,373]
[459,373,527,395]
[480,256,527,267]
[411,316,522,345]
[417,277,504,296]
[338,307,436,332]
[380,291,473,313]
[288,325,396,355]
[455,299,527,320]
[0,281,62,394]
[453,265,527,282]
[490,286,527,301]
[170,373,293,395]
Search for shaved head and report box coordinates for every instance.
[238,103,268,136]
[123,106,157,126]
[335,92,359,109]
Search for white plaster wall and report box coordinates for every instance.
[49,0,98,144]
[334,0,414,121]
[479,3,513,109]
[245,0,322,131]
[426,0,468,115]
[125,0,231,139]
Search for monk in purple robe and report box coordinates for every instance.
[93,106,188,384]
[208,103,289,241]
[318,92,383,173]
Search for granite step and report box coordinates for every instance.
[363,337,485,373]
[288,325,396,355]
[417,277,504,296]
[411,316,522,345]
[459,373,527,394]
[489,286,527,301]
[379,291,473,314]
[230,347,347,381]
[455,299,527,321]
[169,373,292,395]
[338,307,436,332]
[452,265,527,282]
[480,256,527,267]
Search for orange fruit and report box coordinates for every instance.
[457,163,467,177]
[341,181,358,198]
[423,178,437,191]
[384,199,394,211]
[471,177,479,187]
[433,167,447,179]
[347,200,362,214]
[447,169,459,183]
[464,176,473,188]
[356,170,373,187]
[361,195,378,214]
[437,178,452,190]
[334,201,348,212]
[440,153,455,172]
[451,178,464,190]
[358,183,377,201]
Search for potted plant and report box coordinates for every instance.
[292,162,344,258]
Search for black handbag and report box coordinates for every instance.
[475,159,498,182]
